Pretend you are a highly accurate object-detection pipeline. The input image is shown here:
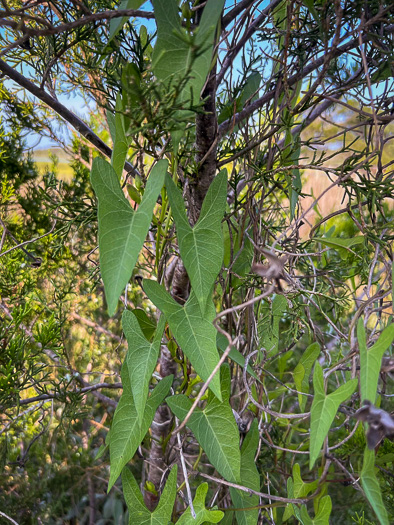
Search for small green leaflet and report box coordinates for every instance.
[283,463,318,521]
[107,110,116,143]
[108,370,172,491]
[122,465,177,525]
[167,366,241,483]
[229,420,260,525]
[313,236,364,260]
[152,0,225,150]
[218,72,261,125]
[358,319,394,403]
[283,126,301,221]
[293,342,320,412]
[144,280,222,400]
[108,0,146,42]
[176,483,223,525]
[371,60,394,84]
[165,170,227,314]
[361,447,389,525]
[122,310,165,425]
[111,93,129,179]
[91,158,167,316]
[309,363,357,469]
[299,495,332,525]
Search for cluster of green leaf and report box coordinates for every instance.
[1,0,394,524]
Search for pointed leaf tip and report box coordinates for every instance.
[91,158,167,316]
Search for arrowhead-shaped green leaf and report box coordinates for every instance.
[299,495,332,525]
[152,0,224,101]
[167,365,241,483]
[283,463,318,521]
[122,465,177,525]
[108,371,172,491]
[358,319,394,403]
[91,158,167,316]
[293,342,320,412]
[309,363,357,469]
[361,447,389,525]
[165,170,227,314]
[229,420,260,525]
[176,483,224,524]
[122,310,165,425]
[152,0,225,150]
[144,280,222,400]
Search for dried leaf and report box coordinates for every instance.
[355,401,394,449]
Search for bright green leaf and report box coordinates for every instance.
[282,121,301,220]
[165,170,227,314]
[283,463,318,521]
[152,0,224,150]
[361,447,389,525]
[132,308,157,340]
[144,280,222,400]
[122,310,165,424]
[107,110,116,143]
[313,237,364,260]
[127,184,142,204]
[108,372,172,491]
[166,365,241,482]
[299,495,332,525]
[176,483,224,524]
[111,93,129,179]
[108,0,146,42]
[371,61,394,84]
[229,420,260,525]
[91,158,167,316]
[358,319,394,403]
[294,343,320,411]
[122,465,177,525]
[309,363,357,469]
[152,0,224,96]
[218,72,261,125]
